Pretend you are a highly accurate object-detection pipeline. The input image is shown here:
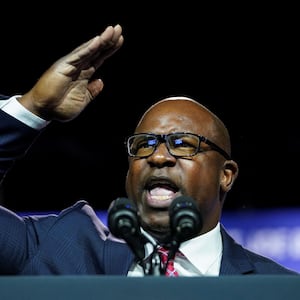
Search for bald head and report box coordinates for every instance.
[135,96,231,157]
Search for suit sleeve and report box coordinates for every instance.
[0,109,41,183]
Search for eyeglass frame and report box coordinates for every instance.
[125,132,231,160]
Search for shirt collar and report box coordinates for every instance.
[179,222,222,275]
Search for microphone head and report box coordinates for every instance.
[169,196,203,243]
[107,197,139,238]
[107,197,148,262]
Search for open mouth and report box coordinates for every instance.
[145,178,180,207]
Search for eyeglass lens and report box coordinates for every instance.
[128,133,200,157]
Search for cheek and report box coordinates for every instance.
[184,160,221,199]
[125,160,145,196]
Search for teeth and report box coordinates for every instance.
[152,195,171,201]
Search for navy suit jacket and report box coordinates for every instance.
[0,104,298,276]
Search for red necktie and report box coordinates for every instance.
[157,246,179,277]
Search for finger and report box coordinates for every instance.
[65,25,123,69]
[87,78,104,99]
[111,24,123,44]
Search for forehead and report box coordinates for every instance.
[135,99,215,135]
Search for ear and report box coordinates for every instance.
[220,160,239,192]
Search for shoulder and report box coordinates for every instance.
[56,200,109,239]
[243,246,298,274]
[220,225,299,275]
[24,200,109,240]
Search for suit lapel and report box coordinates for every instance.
[103,239,135,275]
[220,225,254,275]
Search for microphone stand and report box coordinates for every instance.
[145,249,161,276]
[139,231,163,276]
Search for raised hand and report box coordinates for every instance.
[19,24,124,121]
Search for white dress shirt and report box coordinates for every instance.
[128,223,222,277]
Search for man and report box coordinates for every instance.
[0,24,297,276]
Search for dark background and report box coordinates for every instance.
[0,3,297,212]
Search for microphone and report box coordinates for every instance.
[167,196,202,260]
[169,195,202,243]
[107,197,147,262]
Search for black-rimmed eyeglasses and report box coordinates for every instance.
[125,132,231,160]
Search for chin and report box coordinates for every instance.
[142,222,172,244]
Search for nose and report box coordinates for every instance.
[146,142,176,167]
